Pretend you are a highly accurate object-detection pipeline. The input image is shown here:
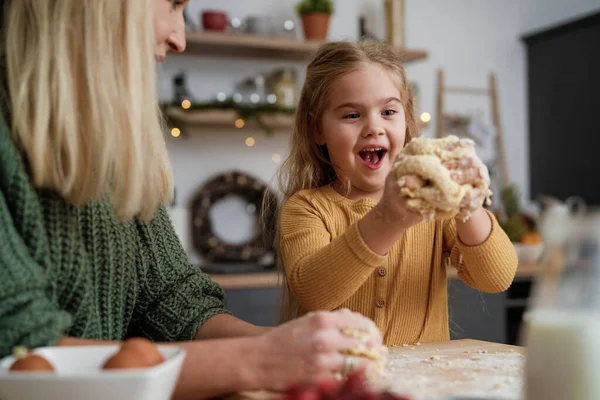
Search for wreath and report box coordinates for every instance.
[190,171,279,263]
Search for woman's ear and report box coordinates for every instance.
[310,112,326,145]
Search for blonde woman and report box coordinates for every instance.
[0,1,383,398]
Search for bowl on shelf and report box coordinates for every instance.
[0,345,186,400]
[513,242,545,264]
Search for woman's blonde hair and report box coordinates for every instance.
[275,40,420,321]
[2,0,173,221]
[277,40,419,201]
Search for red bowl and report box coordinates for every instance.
[202,10,228,32]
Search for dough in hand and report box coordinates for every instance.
[392,135,492,221]
[338,327,389,379]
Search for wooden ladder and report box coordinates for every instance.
[435,69,510,188]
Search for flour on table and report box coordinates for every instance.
[370,350,525,400]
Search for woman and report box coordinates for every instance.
[0,0,383,398]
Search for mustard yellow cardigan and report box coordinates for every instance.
[279,185,518,346]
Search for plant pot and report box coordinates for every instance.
[301,13,330,41]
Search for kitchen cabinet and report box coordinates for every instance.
[223,280,523,343]
[225,287,283,327]
[447,279,507,343]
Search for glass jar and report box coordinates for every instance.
[522,200,599,400]
[269,69,297,109]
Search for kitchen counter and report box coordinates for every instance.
[208,262,539,289]
[227,339,525,400]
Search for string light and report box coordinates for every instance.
[181,99,191,109]
[272,153,281,163]
[420,112,431,123]
[235,118,245,129]
[245,137,255,147]
[171,127,181,137]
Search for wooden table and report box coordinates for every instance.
[231,340,525,400]
[374,339,525,399]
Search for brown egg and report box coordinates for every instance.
[121,337,164,366]
[102,348,150,370]
[9,347,55,373]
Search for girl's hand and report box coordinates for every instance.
[256,309,384,391]
[442,156,489,216]
[375,172,424,230]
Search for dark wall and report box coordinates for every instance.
[523,11,600,205]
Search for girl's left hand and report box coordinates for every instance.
[442,156,488,215]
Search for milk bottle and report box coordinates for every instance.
[523,204,600,400]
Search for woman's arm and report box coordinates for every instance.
[0,192,73,358]
[60,309,384,400]
[194,314,270,340]
[132,207,235,342]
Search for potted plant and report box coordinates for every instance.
[295,0,334,41]
[497,184,544,263]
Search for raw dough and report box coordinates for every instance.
[339,328,389,379]
[392,135,492,221]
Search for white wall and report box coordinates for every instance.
[518,0,600,33]
[160,0,599,265]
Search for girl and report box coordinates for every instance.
[0,0,383,398]
[277,40,518,346]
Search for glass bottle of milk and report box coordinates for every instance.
[522,202,599,400]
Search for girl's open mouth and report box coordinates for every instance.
[358,147,387,169]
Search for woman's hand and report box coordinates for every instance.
[254,309,384,391]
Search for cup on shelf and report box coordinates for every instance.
[201,10,228,32]
[245,16,271,36]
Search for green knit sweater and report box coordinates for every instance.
[0,112,230,358]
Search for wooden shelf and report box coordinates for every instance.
[165,107,294,131]
[166,107,432,132]
[183,31,428,63]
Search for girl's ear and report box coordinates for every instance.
[310,112,326,145]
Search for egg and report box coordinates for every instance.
[9,347,55,373]
[121,337,164,366]
[102,348,150,370]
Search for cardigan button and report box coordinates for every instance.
[376,299,386,308]
[378,267,387,277]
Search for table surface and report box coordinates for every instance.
[229,339,525,400]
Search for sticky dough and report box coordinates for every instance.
[392,135,492,221]
[337,328,389,380]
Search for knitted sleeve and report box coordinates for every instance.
[132,207,231,342]
[443,209,518,293]
[279,193,385,311]
[0,190,73,357]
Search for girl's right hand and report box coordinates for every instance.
[375,172,424,231]
[256,309,384,391]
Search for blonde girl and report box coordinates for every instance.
[277,40,518,346]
